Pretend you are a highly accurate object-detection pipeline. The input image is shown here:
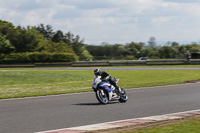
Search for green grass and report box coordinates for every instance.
[0,69,200,99]
[0,65,200,70]
[124,117,200,133]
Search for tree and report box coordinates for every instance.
[64,31,74,44]
[186,43,200,53]
[0,20,17,51]
[11,26,40,52]
[0,20,15,36]
[125,42,144,58]
[79,46,93,61]
[52,30,64,43]
[0,20,92,61]
[35,24,54,40]
[148,37,156,49]
[158,46,176,58]
[0,35,15,54]
[171,42,179,47]
[37,40,74,53]
[0,21,42,53]
[71,35,84,57]
[112,44,127,57]
[140,47,153,58]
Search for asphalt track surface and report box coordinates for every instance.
[0,82,200,133]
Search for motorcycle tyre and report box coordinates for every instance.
[95,89,109,104]
[118,88,128,103]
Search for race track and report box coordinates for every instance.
[0,82,200,133]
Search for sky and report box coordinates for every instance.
[0,0,200,45]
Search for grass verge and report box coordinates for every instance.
[124,116,200,133]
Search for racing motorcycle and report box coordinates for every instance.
[92,76,128,104]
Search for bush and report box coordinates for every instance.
[124,55,136,60]
[0,52,78,63]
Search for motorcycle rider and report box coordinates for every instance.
[94,68,123,95]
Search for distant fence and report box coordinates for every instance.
[71,61,109,67]
[0,59,200,68]
[146,59,186,65]
[190,59,200,65]
[35,62,72,67]
[109,60,146,66]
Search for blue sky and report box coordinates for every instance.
[0,0,200,45]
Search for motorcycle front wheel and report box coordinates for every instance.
[118,88,128,103]
[95,89,108,104]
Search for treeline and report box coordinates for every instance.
[0,20,92,63]
[1,20,200,63]
[86,39,200,60]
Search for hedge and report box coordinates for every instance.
[0,52,78,63]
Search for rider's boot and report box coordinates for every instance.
[115,84,124,96]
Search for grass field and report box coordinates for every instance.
[125,117,200,133]
[0,68,200,99]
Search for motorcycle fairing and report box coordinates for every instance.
[100,83,117,100]
[99,83,112,92]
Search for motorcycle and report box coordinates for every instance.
[92,76,128,104]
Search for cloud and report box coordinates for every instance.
[57,0,114,10]
[0,0,200,44]
[0,0,52,11]
[52,5,80,19]
[163,0,200,3]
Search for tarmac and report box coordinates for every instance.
[36,109,200,133]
